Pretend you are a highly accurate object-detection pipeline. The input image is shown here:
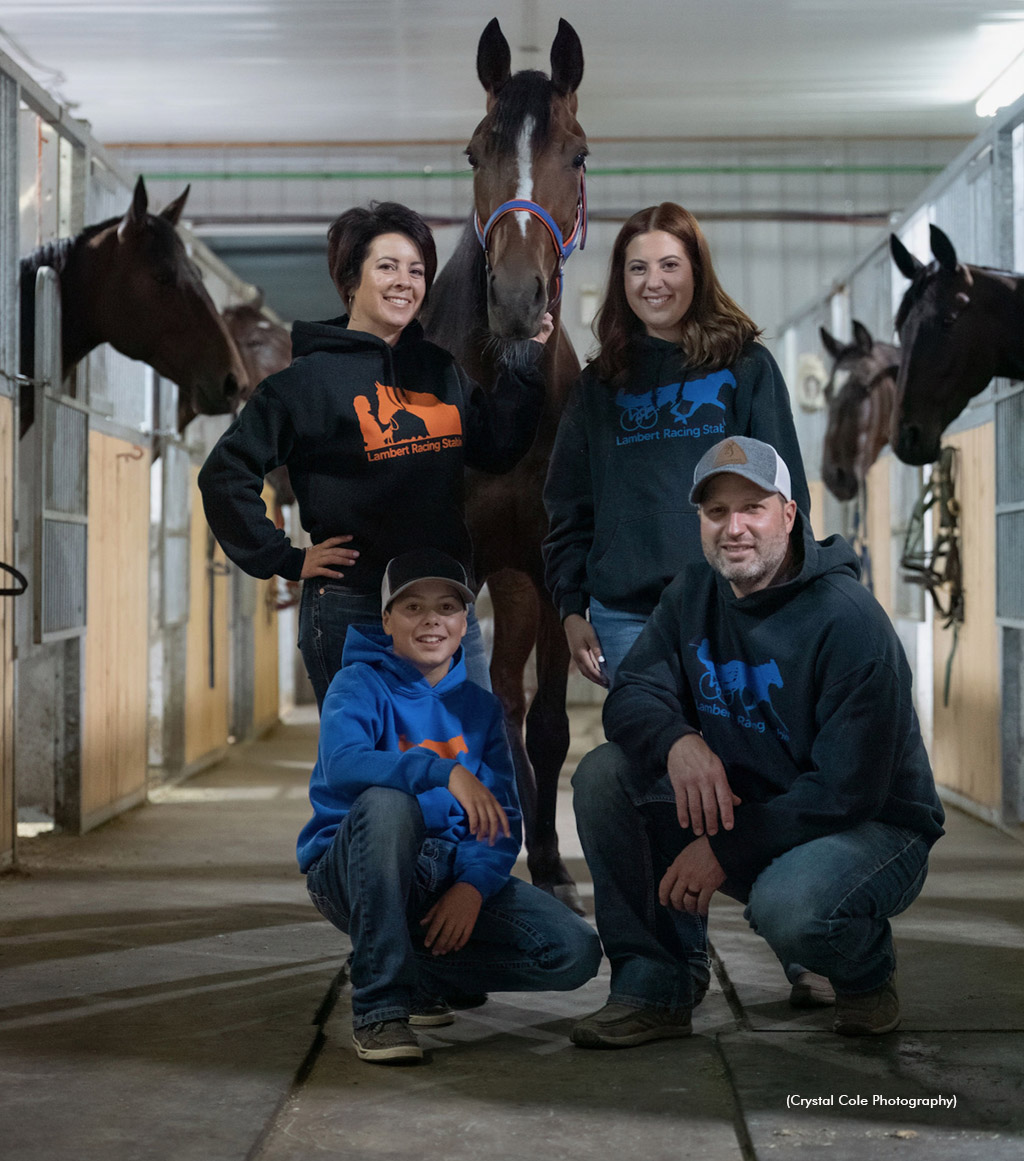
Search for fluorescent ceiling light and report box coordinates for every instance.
[976,50,1024,117]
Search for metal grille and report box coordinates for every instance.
[40,519,87,636]
[159,441,191,628]
[996,390,1024,506]
[891,459,925,621]
[0,72,17,395]
[162,443,191,534]
[44,395,88,514]
[998,510,1024,621]
[996,389,1024,622]
[87,345,152,434]
[848,249,895,342]
[161,535,190,628]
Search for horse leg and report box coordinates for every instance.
[484,571,543,864]
[524,590,582,913]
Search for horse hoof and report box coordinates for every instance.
[549,881,586,917]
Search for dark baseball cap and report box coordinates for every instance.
[690,436,793,505]
[380,549,475,612]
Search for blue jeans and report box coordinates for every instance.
[298,581,491,710]
[588,597,649,683]
[573,743,930,1007]
[305,786,602,1028]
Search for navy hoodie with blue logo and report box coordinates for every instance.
[543,338,810,620]
[199,316,544,589]
[296,623,522,900]
[603,512,944,888]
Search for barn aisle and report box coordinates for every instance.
[2,708,1023,1161]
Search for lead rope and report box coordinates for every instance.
[0,561,28,597]
[900,446,964,706]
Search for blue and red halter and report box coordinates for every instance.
[473,168,588,307]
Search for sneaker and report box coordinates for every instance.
[570,1002,692,1049]
[789,971,836,1009]
[352,1019,423,1063]
[833,972,900,1036]
[408,1001,455,1027]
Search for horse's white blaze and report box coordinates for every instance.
[514,116,535,237]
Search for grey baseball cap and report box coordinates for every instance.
[689,436,793,504]
[381,548,475,612]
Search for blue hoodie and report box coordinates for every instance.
[296,623,522,899]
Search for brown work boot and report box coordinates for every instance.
[833,972,900,1036]
[571,1002,692,1049]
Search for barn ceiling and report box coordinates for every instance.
[1,0,1023,144]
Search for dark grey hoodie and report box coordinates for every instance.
[604,513,944,888]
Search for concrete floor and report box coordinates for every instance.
[2,706,1023,1161]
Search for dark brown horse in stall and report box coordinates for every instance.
[890,224,1024,465]
[820,320,899,500]
[19,176,248,438]
[422,17,586,911]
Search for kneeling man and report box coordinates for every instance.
[572,436,944,1048]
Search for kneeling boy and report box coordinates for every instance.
[298,548,600,1063]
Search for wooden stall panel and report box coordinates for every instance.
[0,396,14,864]
[252,481,280,735]
[185,466,229,767]
[81,432,150,826]
[931,424,1000,810]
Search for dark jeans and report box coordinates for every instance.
[297,580,492,710]
[305,786,602,1027]
[573,742,931,1008]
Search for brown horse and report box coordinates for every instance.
[222,298,295,507]
[422,17,586,912]
[890,224,1024,464]
[820,320,899,501]
[19,176,248,438]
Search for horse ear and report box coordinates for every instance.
[550,18,584,95]
[852,320,874,354]
[477,17,511,99]
[117,176,149,243]
[890,233,923,281]
[159,185,191,226]
[819,326,844,361]
[930,225,958,273]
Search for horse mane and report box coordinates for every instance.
[489,69,555,152]
[18,218,119,372]
[422,219,488,363]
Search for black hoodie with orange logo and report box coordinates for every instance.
[199,316,545,588]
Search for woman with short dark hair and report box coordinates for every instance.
[543,201,809,685]
[201,201,552,708]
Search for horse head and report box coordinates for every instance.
[222,299,292,407]
[820,321,899,500]
[83,177,249,427]
[889,225,995,465]
[467,17,586,340]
